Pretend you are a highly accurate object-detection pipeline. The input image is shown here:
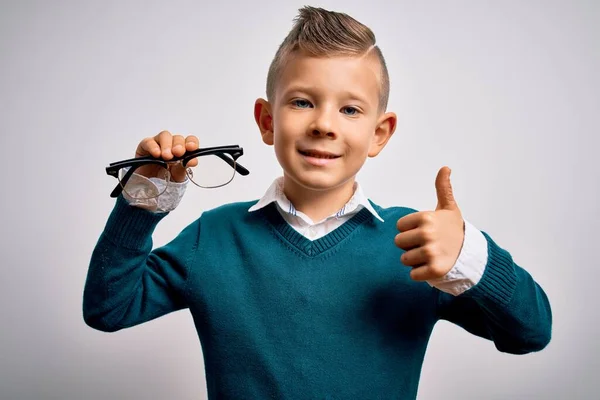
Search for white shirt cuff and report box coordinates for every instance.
[426,219,489,296]
[121,172,188,213]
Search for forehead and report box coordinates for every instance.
[276,52,381,104]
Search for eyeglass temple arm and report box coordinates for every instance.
[213,153,250,176]
[109,166,136,198]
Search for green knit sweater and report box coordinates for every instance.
[83,196,552,399]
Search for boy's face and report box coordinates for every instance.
[255,52,396,197]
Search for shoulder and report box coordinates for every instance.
[202,199,259,216]
[200,199,260,222]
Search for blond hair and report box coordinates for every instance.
[266,6,390,112]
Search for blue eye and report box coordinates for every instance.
[342,107,358,116]
[293,99,312,108]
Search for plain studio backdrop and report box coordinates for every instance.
[1,0,598,399]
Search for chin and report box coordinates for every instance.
[291,172,351,192]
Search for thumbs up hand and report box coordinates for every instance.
[394,167,466,281]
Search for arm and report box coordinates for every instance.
[435,231,552,354]
[82,196,199,332]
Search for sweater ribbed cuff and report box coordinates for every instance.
[461,231,517,307]
[103,195,168,250]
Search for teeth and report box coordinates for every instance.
[303,151,336,159]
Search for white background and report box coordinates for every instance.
[1,0,598,398]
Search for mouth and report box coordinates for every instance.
[298,149,341,167]
[298,149,341,159]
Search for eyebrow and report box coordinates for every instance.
[281,85,371,105]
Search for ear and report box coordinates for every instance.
[254,98,274,145]
[368,111,397,157]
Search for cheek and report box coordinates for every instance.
[271,123,294,161]
[272,128,294,150]
[345,126,377,154]
[273,113,303,146]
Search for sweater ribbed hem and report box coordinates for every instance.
[462,231,517,307]
[103,195,167,250]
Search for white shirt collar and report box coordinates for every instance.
[248,176,384,224]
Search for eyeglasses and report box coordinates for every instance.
[106,145,249,199]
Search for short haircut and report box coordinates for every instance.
[266,6,390,112]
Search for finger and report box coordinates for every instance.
[169,138,189,182]
[400,246,433,267]
[155,130,174,160]
[185,135,199,151]
[171,134,186,157]
[169,164,188,182]
[185,135,200,167]
[394,228,428,251]
[136,137,161,158]
[435,166,457,211]
[187,157,199,168]
[396,211,434,232]
[409,265,436,281]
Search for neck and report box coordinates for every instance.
[282,175,356,222]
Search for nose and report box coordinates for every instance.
[308,107,337,139]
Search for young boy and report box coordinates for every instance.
[83,6,552,399]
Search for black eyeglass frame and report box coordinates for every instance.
[106,145,249,198]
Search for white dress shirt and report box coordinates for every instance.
[123,174,488,296]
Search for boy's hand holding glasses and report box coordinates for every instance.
[105,130,249,200]
[134,131,201,182]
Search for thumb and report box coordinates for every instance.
[435,166,458,211]
[169,163,189,183]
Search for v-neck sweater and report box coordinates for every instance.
[83,196,552,399]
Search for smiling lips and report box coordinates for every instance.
[299,149,340,158]
[298,149,341,166]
